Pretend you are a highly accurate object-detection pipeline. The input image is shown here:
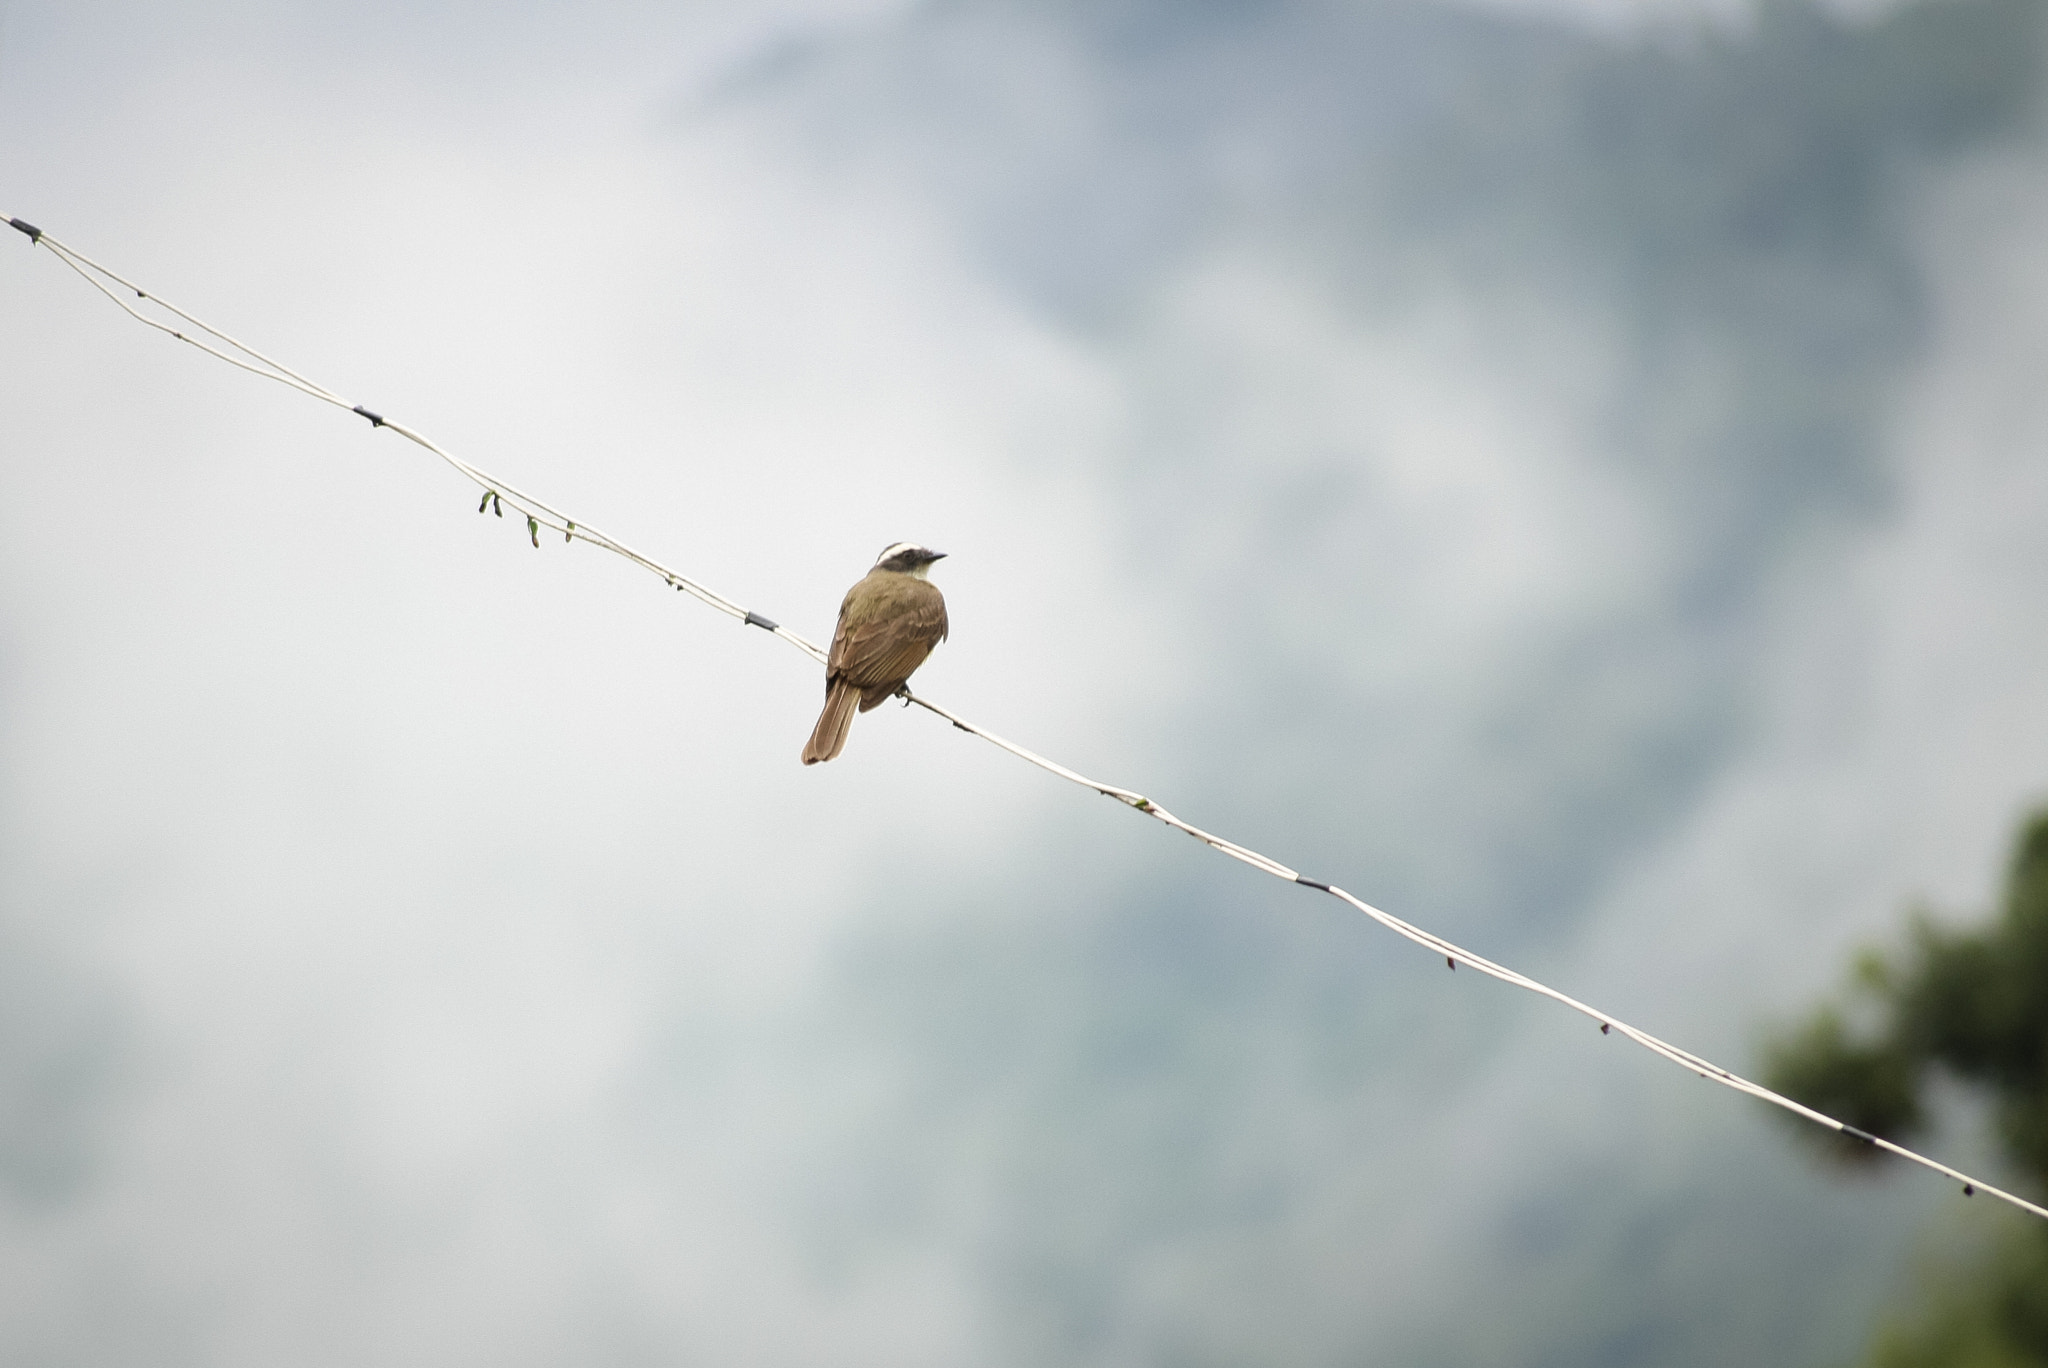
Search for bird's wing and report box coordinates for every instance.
[825,600,857,677]
[835,578,948,691]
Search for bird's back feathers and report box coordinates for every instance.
[800,565,949,764]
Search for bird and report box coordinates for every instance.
[801,542,949,765]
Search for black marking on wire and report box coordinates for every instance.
[9,217,42,242]
[744,611,779,632]
[353,405,386,428]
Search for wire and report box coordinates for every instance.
[9,210,2043,1224]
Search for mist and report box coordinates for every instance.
[4,1,2048,1365]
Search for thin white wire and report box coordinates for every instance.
[13,220,780,641]
[11,213,2043,1224]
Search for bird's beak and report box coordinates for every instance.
[925,550,948,562]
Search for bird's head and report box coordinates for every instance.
[875,542,947,578]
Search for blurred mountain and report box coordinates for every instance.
[701,2,2048,1364]
[5,0,2046,1364]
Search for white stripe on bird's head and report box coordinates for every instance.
[874,543,947,576]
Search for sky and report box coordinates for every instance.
[3,1,2048,1365]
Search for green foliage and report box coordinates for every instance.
[1766,809,2048,1188]
[1765,808,2048,1364]
[1865,1228,2048,1368]
[1766,1004,1923,1163]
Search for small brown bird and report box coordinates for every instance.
[801,542,949,765]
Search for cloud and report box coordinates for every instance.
[3,1,2047,1366]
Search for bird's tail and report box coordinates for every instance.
[801,679,861,765]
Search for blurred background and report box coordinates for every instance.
[4,0,2048,1363]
